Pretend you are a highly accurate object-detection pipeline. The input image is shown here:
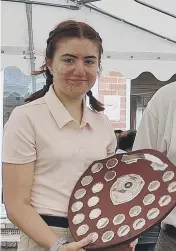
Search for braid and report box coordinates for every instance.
[25,69,53,103]
[86,90,104,112]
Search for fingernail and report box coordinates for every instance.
[87,233,96,242]
[130,243,135,247]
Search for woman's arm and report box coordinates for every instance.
[3,161,59,249]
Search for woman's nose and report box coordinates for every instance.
[73,61,86,76]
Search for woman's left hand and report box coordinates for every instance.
[130,239,138,250]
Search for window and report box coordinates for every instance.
[136,107,145,129]
[1,66,46,213]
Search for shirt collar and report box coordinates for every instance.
[44,85,96,130]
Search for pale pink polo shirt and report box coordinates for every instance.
[2,85,117,217]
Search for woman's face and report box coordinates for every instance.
[48,38,100,99]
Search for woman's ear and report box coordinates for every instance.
[46,58,53,75]
[97,70,101,77]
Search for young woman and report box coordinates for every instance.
[2,20,136,251]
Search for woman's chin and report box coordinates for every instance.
[69,87,89,96]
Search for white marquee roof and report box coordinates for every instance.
[1,0,176,80]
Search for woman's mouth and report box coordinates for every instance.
[68,79,87,85]
[68,79,87,82]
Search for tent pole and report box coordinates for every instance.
[25,3,36,93]
[134,0,176,19]
[2,0,79,10]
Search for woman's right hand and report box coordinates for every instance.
[58,234,94,251]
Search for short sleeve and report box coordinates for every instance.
[2,106,36,164]
[133,107,166,153]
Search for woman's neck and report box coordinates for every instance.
[54,87,84,124]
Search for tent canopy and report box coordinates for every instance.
[1,0,176,81]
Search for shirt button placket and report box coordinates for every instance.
[77,130,84,153]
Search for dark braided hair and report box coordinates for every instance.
[25,20,104,112]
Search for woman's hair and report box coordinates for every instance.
[25,20,104,112]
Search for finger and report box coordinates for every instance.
[78,249,85,251]
[130,239,138,247]
[76,234,94,249]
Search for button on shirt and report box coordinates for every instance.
[133,82,176,227]
[2,85,117,217]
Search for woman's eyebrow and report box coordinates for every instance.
[61,54,97,59]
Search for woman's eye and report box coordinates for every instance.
[85,59,95,65]
[64,58,74,64]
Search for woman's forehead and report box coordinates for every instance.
[55,38,99,57]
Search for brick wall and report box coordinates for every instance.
[98,71,127,131]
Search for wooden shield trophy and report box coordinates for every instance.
[68,149,176,251]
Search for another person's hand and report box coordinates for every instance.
[58,234,94,251]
